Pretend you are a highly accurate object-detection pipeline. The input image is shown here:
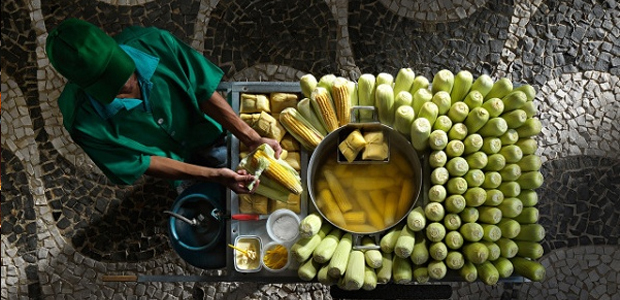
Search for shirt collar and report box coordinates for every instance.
[90,45,159,119]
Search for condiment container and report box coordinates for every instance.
[233,235,262,273]
[266,209,301,244]
[261,241,291,272]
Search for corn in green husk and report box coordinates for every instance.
[518,189,539,207]
[463,242,490,264]
[500,163,522,181]
[427,260,448,280]
[426,222,447,242]
[376,252,393,284]
[513,84,537,101]
[477,206,502,224]
[446,251,465,270]
[500,129,520,145]
[514,207,540,224]
[429,165,448,184]
[425,202,445,222]
[493,257,515,278]
[478,117,508,137]
[446,140,465,158]
[459,261,478,282]
[411,232,429,265]
[497,237,519,258]
[448,123,469,140]
[502,109,528,129]
[482,241,501,261]
[522,101,539,118]
[418,101,439,125]
[447,157,469,177]
[482,98,505,118]
[515,224,546,242]
[481,224,502,242]
[392,255,412,284]
[499,145,524,164]
[445,195,466,213]
[463,90,485,110]
[482,137,502,154]
[465,151,489,170]
[515,241,544,259]
[464,187,487,207]
[432,91,452,115]
[410,76,430,95]
[499,181,521,198]
[517,154,542,172]
[413,265,430,284]
[481,171,503,189]
[459,207,479,223]
[485,77,513,100]
[460,222,484,242]
[498,218,521,239]
[464,107,490,133]
[412,88,433,116]
[394,68,416,96]
[429,129,449,151]
[407,206,426,232]
[463,133,484,155]
[484,189,505,206]
[447,177,468,195]
[429,150,448,168]
[410,118,432,152]
[444,213,462,231]
[476,261,500,285]
[448,101,470,123]
[429,241,448,261]
[497,197,523,218]
[515,118,542,137]
[517,171,545,189]
[484,154,507,172]
[501,90,528,112]
[432,69,455,94]
[445,230,464,250]
[464,169,485,187]
[511,257,546,282]
[451,70,474,103]
[429,185,447,202]
[471,74,494,98]
[433,115,453,132]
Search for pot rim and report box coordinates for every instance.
[306,122,423,236]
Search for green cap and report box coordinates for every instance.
[46,18,135,104]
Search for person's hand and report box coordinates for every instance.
[247,137,283,159]
[215,168,259,194]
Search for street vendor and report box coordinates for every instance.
[46,18,281,194]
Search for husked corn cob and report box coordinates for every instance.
[343,211,367,224]
[280,107,325,151]
[311,87,339,132]
[324,169,354,213]
[356,191,386,230]
[318,188,346,226]
[332,77,352,126]
[249,144,303,195]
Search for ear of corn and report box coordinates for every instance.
[323,169,354,213]
[347,80,359,120]
[376,72,394,87]
[412,88,433,116]
[432,91,452,115]
[432,69,455,94]
[485,77,513,100]
[332,77,352,126]
[418,101,439,125]
[451,70,473,103]
[394,105,415,136]
[409,75,430,95]
[513,84,537,101]
[355,191,387,230]
[358,74,377,121]
[376,83,396,125]
[394,68,415,96]
[394,90,413,109]
[297,98,328,135]
[317,74,338,91]
[300,74,318,98]
[501,90,528,112]
[279,107,325,151]
[238,143,302,195]
[310,87,339,132]
[463,90,484,110]
[471,74,494,98]
[317,188,346,226]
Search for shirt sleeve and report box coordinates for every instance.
[74,136,151,185]
[163,30,224,104]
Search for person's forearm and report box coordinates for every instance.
[200,92,260,147]
[145,156,220,181]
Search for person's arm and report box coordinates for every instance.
[200,91,282,158]
[145,156,257,194]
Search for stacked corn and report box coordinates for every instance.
[294,69,546,288]
[236,92,305,214]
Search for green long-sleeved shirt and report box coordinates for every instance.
[58,26,225,185]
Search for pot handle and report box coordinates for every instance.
[350,106,379,123]
[351,233,381,251]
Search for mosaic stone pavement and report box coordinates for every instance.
[1,0,619,299]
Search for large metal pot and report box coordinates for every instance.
[307,115,423,246]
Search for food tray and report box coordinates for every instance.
[226,82,309,279]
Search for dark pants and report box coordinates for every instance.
[188,134,229,168]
